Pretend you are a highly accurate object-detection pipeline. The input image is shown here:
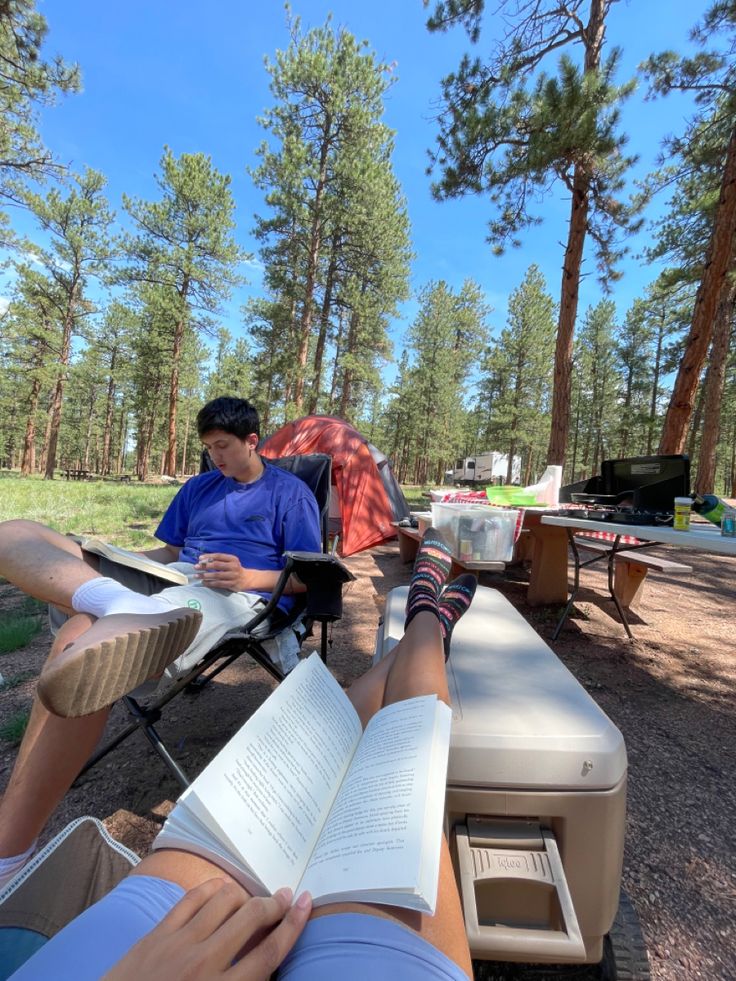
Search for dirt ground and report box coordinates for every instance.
[0,540,734,979]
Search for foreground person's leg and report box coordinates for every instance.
[309,609,472,977]
[0,615,108,861]
[0,605,201,866]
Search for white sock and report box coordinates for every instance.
[0,840,37,887]
[71,577,173,618]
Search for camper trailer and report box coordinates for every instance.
[451,452,521,485]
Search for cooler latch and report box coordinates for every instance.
[455,818,586,961]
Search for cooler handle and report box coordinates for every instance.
[456,822,586,961]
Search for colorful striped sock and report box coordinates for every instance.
[405,527,453,630]
[439,574,477,659]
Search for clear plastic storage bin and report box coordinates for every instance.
[431,503,519,562]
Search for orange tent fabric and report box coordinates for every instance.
[261,416,400,557]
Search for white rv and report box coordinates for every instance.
[450,452,521,485]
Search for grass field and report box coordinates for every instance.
[0,472,430,540]
[0,473,180,549]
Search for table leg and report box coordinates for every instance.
[526,523,569,606]
[397,530,419,564]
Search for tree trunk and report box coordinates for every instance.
[101,347,118,475]
[647,309,666,455]
[659,125,736,454]
[165,320,184,475]
[117,397,128,474]
[338,309,359,418]
[687,383,705,462]
[547,165,590,465]
[39,395,53,474]
[307,241,338,414]
[546,0,605,467]
[44,283,78,479]
[694,278,736,494]
[44,375,65,479]
[21,376,42,475]
[293,119,332,413]
[181,407,190,475]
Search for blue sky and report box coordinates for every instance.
[9,0,702,365]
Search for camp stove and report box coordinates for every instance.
[566,500,676,526]
[560,454,690,521]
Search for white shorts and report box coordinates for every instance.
[153,564,301,678]
[49,561,302,681]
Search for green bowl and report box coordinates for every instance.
[485,487,540,506]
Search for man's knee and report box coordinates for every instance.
[1,518,50,539]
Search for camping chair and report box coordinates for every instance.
[0,817,139,980]
[76,452,355,789]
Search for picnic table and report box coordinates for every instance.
[63,468,92,481]
[541,514,735,638]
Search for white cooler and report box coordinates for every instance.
[375,585,628,965]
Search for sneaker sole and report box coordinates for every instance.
[37,608,202,717]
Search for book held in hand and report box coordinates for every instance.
[73,537,189,585]
[153,652,452,913]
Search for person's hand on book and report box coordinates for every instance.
[102,877,312,980]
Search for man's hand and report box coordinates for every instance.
[102,878,312,981]
[193,553,278,593]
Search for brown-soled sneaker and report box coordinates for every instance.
[37,608,202,718]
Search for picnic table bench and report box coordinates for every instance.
[572,535,692,609]
[393,524,506,578]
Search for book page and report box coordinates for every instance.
[182,653,363,893]
[79,539,188,584]
[298,695,451,903]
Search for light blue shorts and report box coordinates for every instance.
[8,875,469,980]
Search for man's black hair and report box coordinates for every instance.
[196,397,260,440]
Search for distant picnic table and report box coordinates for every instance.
[63,468,92,481]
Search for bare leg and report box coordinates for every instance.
[132,611,471,974]
[0,614,110,855]
[0,519,99,614]
[313,611,471,974]
[345,610,449,725]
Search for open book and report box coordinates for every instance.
[153,652,452,912]
[73,537,189,585]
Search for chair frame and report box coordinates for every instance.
[77,453,353,790]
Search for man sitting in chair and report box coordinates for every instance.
[0,395,321,889]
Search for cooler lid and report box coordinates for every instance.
[380,586,626,792]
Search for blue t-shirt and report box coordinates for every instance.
[155,460,321,612]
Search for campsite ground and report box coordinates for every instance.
[1,541,734,979]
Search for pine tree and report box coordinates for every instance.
[250,15,410,419]
[426,0,639,467]
[123,148,243,474]
[385,280,489,483]
[643,2,736,454]
[478,265,555,481]
[0,0,79,238]
[22,168,115,478]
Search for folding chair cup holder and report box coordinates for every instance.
[77,453,354,790]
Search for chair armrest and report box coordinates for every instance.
[284,551,355,622]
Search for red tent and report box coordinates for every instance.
[261,416,409,557]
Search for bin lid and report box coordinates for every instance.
[380,586,626,792]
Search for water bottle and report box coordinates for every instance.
[691,493,726,527]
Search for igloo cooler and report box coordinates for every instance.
[374,585,628,965]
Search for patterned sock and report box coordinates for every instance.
[405,527,453,630]
[439,574,477,660]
